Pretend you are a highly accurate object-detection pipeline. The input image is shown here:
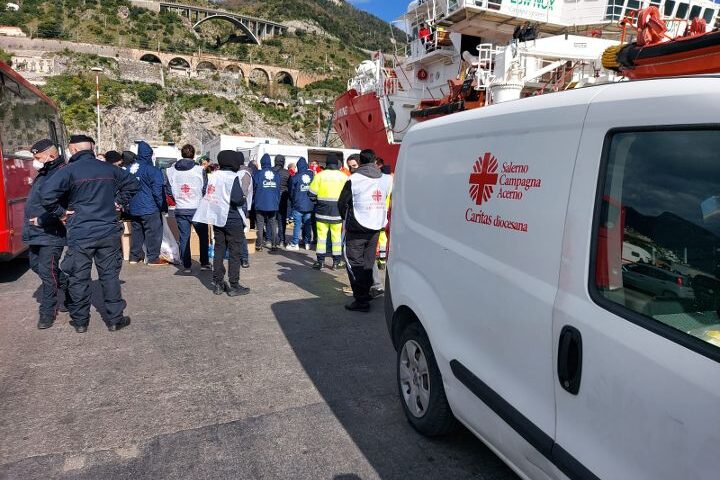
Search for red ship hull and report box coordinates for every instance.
[333,89,401,168]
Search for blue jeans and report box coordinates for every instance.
[175,214,209,268]
[292,211,312,246]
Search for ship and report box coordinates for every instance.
[333,0,720,168]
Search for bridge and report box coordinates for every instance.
[0,37,324,88]
[130,1,287,44]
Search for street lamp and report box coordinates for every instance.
[90,66,103,153]
[314,99,324,147]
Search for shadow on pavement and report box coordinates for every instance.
[0,257,30,283]
[271,261,517,479]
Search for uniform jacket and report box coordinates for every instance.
[308,164,347,224]
[40,149,140,247]
[289,157,315,213]
[252,154,280,211]
[22,156,67,246]
[128,141,165,216]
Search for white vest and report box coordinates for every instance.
[350,173,392,230]
[167,164,205,210]
[192,170,246,227]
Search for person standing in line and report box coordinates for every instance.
[237,154,254,268]
[193,151,249,297]
[120,150,136,170]
[105,150,122,167]
[40,135,140,332]
[346,154,359,174]
[338,149,392,312]
[273,154,291,247]
[252,153,281,253]
[308,153,347,270]
[24,139,69,329]
[127,141,167,266]
[286,157,315,251]
[165,144,210,274]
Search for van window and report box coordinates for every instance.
[593,129,720,354]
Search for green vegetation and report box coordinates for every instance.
[0,47,12,66]
[302,76,347,96]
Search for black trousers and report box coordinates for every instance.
[344,231,380,303]
[61,237,126,326]
[28,245,68,320]
[255,210,278,248]
[213,224,246,286]
[129,213,163,262]
[277,194,289,245]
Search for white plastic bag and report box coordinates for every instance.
[160,215,181,264]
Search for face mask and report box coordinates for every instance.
[32,160,45,170]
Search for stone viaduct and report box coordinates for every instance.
[0,37,324,88]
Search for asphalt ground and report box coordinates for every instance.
[0,245,518,480]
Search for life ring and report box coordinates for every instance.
[417,68,428,81]
[636,6,667,46]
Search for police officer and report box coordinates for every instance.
[23,139,69,329]
[40,135,140,333]
[338,149,392,312]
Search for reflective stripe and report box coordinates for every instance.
[316,214,341,221]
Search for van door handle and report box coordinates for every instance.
[557,325,583,395]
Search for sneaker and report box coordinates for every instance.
[129,260,140,265]
[213,281,228,295]
[255,246,264,252]
[241,260,250,268]
[345,301,370,312]
[37,317,54,329]
[108,316,131,332]
[200,264,212,271]
[69,320,87,333]
[147,259,168,266]
[227,285,250,297]
[286,244,300,251]
[304,244,312,251]
[264,241,272,249]
[312,261,323,270]
[333,260,347,270]
[182,268,192,274]
[370,287,385,299]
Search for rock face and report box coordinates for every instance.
[94,101,317,153]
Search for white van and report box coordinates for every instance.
[248,144,360,169]
[385,77,720,480]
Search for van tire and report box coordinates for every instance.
[397,323,458,436]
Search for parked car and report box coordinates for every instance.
[385,77,720,480]
[622,263,694,299]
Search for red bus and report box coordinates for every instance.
[0,61,67,261]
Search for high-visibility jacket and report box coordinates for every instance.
[308,168,347,224]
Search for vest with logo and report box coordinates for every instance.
[192,170,246,227]
[350,173,392,230]
[167,164,205,211]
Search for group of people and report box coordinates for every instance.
[23,133,393,334]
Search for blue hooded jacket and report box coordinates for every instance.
[289,157,315,213]
[252,153,280,211]
[128,141,165,216]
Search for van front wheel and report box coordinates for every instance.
[397,323,458,436]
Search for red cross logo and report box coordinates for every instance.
[371,189,383,203]
[469,152,498,206]
[180,183,191,194]
[207,184,216,196]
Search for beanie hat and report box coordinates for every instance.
[218,150,241,172]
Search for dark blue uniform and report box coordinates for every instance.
[22,156,69,322]
[40,149,140,328]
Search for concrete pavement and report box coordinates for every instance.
[0,247,517,480]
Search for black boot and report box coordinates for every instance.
[312,260,323,270]
[108,316,131,332]
[69,320,87,333]
[227,285,250,297]
[37,316,54,330]
[213,281,228,295]
[345,300,370,312]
